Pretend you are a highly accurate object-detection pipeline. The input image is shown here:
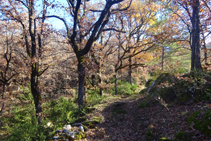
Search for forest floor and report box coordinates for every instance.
[82,93,211,141]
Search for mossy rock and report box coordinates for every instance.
[145,79,154,88]
[175,131,189,141]
[147,73,179,103]
[188,109,211,137]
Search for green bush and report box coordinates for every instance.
[86,89,106,107]
[0,104,50,140]
[43,97,79,124]
[0,97,80,141]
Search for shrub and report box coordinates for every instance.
[86,88,106,107]
[115,81,138,95]
[0,97,80,140]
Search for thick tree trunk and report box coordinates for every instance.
[128,55,132,85]
[78,60,85,109]
[191,0,202,71]
[31,63,42,124]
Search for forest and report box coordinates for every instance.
[0,0,211,140]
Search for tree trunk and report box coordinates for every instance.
[99,75,103,96]
[2,84,6,99]
[98,63,103,96]
[115,72,118,95]
[128,55,132,85]
[191,0,202,71]
[78,60,85,109]
[0,102,5,129]
[31,62,42,124]
[91,75,96,87]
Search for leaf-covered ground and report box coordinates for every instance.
[83,94,211,141]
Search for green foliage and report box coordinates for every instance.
[188,109,211,137]
[17,83,33,102]
[43,97,79,124]
[86,88,106,107]
[168,67,188,75]
[0,97,80,141]
[109,81,138,95]
[0,104,50,140]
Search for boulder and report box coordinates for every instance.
[147,73,178,103]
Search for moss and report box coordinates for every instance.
[92,117,100,122]
[175,131,188,141]
[188,109,211,137]
[83,126,88,131]
[77,55,84,63]
[177,92,191,104]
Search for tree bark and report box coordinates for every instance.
[31,62,42,124]
[2,84,6,99]
[128,55,132,85]
[78,59,85,109]
[115,72,118,95]
[191,0,202,71]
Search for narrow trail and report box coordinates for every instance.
[85,94,211,141]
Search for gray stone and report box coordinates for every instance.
[55,130,62,134]
[53,136,60,140]
[63,129,75,139]
[79,125,84,132]
[63,124,71,130]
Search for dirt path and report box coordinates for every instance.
[85,94,211,141]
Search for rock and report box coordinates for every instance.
[79,126,84,132]
[63,124,71,130]
[53,136,60,140]
[55,130,62,134]
[63,129,76,139]
[147,73,178,103]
